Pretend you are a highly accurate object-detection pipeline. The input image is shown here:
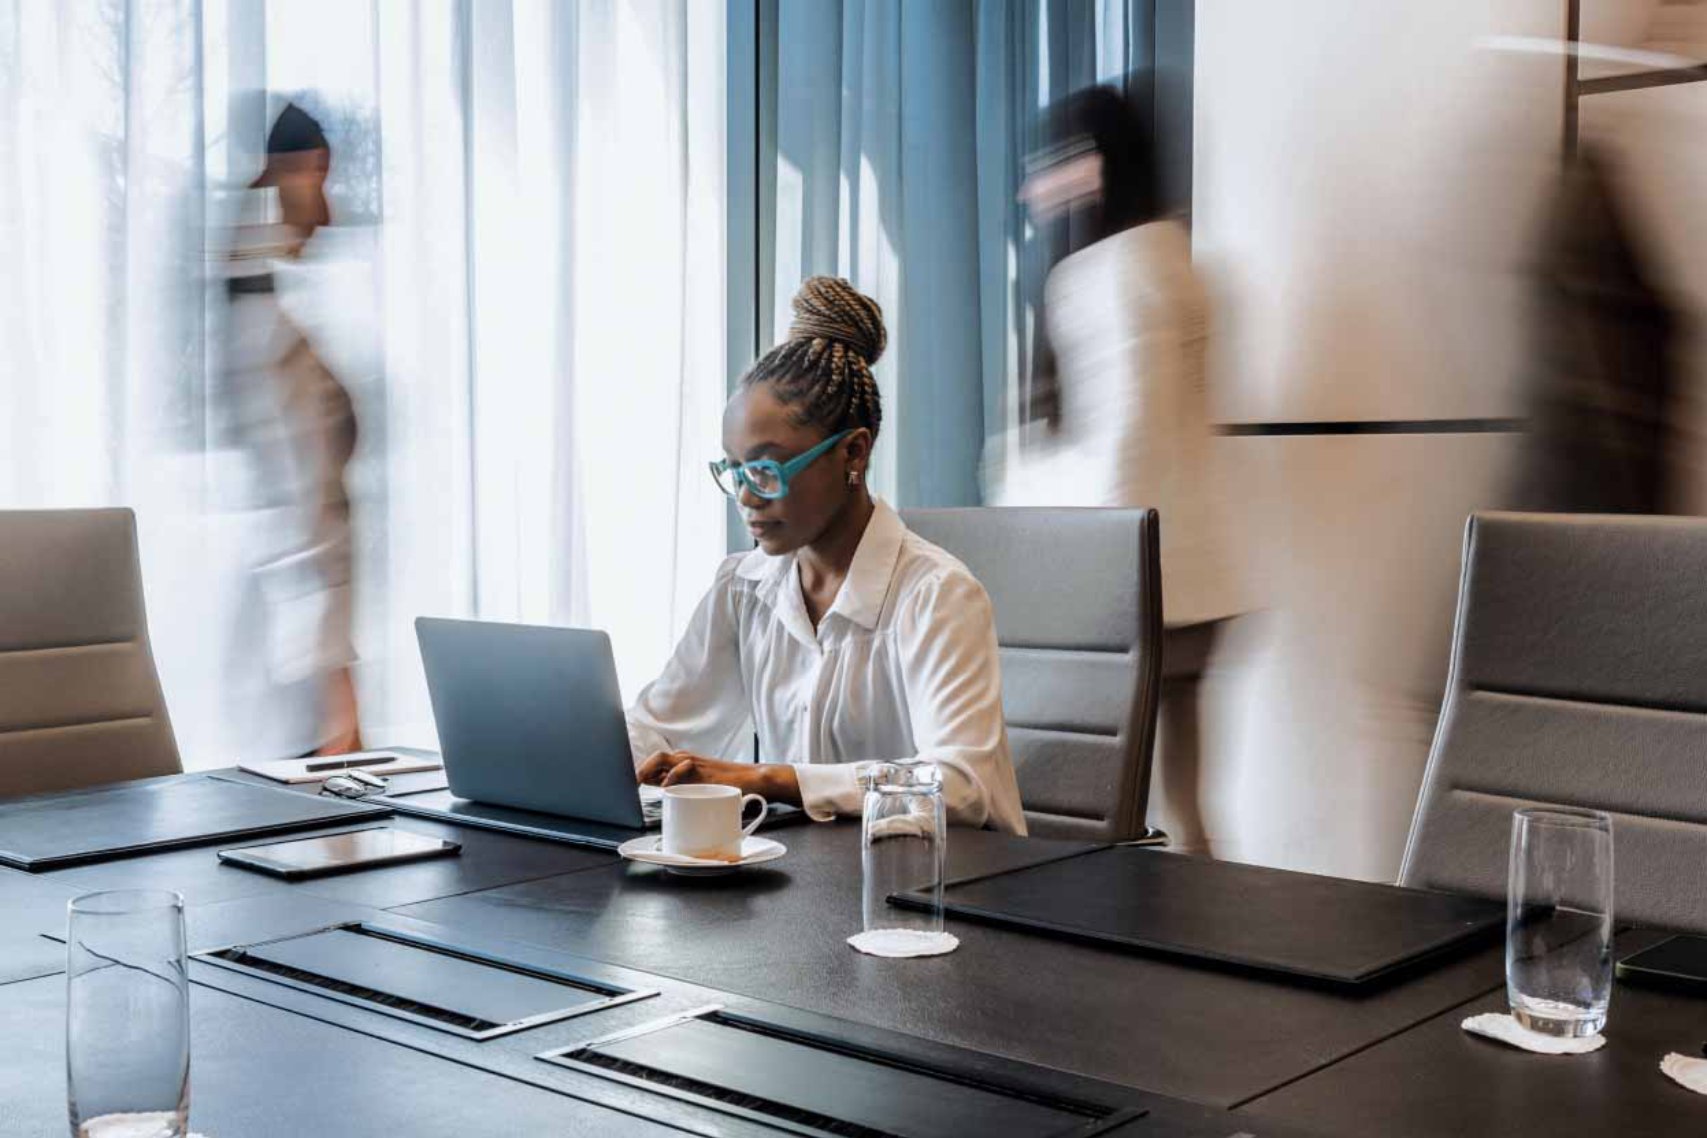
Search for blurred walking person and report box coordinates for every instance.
[990,82,1243,853]
[219,101,363,757]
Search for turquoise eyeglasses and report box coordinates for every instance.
[710,429,853,501]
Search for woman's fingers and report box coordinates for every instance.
[659,758,698,787]
[636,751,680,784]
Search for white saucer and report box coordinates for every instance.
[617,834,787,876]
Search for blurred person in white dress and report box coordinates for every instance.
[989,83,1244,853]
[219,102,363,758]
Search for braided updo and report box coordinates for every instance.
[741,276,886,441]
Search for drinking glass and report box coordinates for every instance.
[1506,807,1614,1037]
[67,890,190,1138]
[861,760,946,938]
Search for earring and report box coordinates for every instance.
[847,470,862,487]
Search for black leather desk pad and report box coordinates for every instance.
[0,774,390,871]
[899,846,1503,986]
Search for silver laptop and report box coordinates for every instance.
[397,617,662,848]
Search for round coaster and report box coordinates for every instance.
[73,1114,207,1138]
[1460,1012,1606,1054]
[847,929,960,958]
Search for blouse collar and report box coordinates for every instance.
[735,498,907,634]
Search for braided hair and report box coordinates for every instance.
[742,276,886,441]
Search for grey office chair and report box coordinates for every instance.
[0,509,182,798]
[901,508,1163,841]
[1400,512,1707,932]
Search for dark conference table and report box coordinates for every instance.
[3,770,1704,1136]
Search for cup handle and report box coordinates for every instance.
[739,794,767,839]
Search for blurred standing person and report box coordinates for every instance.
[990,82,1243,853]
[1513,146,1679,515]
[221,102,363,756]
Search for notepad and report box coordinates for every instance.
[238,749,444,784]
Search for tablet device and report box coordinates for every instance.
[1615,935,1707,996]
[218,828,460,880]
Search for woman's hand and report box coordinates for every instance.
[636,751,802,806]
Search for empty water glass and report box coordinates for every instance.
[861,759,947,943]
[67,890,190,1138]
[1506,807,1614,1037]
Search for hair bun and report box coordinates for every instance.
[786,276,886,368]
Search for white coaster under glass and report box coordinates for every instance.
[847,929,960,958]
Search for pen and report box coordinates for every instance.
[304,756,394,773]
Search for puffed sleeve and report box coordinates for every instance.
[626,555,755,766]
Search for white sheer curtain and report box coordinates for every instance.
[372,0,727,745]
[0,0,726,766]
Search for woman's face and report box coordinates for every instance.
[1018,149,1104,223]
[721,382,866,557]
[270,147,332,233]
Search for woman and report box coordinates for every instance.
[224,101,363,759]
[991,83,1243,853]
[628,276,1026,834]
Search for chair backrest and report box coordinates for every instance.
[901,507,1162,841]
[1400,511,1707,931]
[0,509,182,798]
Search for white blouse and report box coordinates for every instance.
[991,221,1245,626]
[626,500,1027,834]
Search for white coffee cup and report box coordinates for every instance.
[661,784,767,860]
